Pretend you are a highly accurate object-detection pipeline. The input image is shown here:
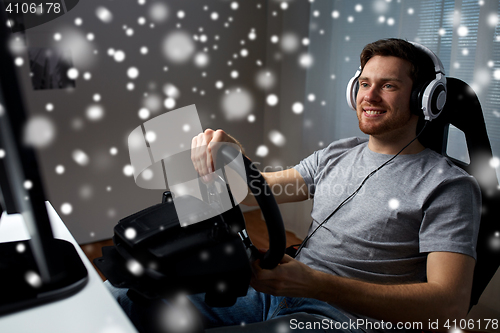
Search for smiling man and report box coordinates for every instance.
[107,39,481,333]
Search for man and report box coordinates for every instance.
[110,39,481,332]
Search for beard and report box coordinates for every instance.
[357,107,413,136]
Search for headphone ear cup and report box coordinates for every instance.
[410,81,427,116]
[346,67,361,111]
[351,80,359,110]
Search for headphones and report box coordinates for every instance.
[346,42,447,121]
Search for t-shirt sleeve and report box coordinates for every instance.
[293,150,321,198]
[419,175,481,260]
[293,137,368,198]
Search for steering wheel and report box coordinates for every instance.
[214,144,286,269]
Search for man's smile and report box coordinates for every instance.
[362,107,387,117]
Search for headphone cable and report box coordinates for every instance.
[294,121,429,257]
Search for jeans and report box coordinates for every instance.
[105,281,365,333]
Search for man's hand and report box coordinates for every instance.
[191,129,243,182]
[250,253,318,298]
[250,251,474,329]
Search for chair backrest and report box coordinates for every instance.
[419,77,500,310]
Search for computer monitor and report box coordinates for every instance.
[0,8,87,315]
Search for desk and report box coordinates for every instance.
[0,202,138,333]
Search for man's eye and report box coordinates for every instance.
[384,84,394,89]
[360,83,368,88]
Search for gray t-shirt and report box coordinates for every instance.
[293,137,481,331]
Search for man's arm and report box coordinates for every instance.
[251,251,475,330]
[242,168,309,206]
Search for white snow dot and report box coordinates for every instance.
[138,108,150,119]
[488,13,499,27]
[86,104,104,121]
[14,57,24,66]
[24,180,33,190]
[211,12,219,20]
[55,165,65,174]
[23,116,56,148]
[125,228,137,239]
[269,130,286,147]
[490,157,500,168]
[25,271,42,288]
[457,26,468,37]
[332,10,339,19]
[194,52,209,67]
[46,103,54,111]
[256,145,269,157]
[164,97,176,109]
[149,2,169,23]
[292,102,304,114]
[110,147,118,155]
[73,150,89,166]
[145,131,157,143]
[123,165,134,177]
[127,67,139,79]
[266,94,279,106]
[96,6,113,23]
[127,259,144,276]
[113,50,126,62]
[388,198,400,210]
[177,11,185,19]
[299,53,313,68]
[67,68,79,80]
[16,243,26,253]
[493,69,500,80]
[61,203,73,215]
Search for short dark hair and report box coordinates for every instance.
[360,38,435,86]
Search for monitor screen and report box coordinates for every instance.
[0,7,88,316]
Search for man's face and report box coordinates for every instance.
[356,55,415,137]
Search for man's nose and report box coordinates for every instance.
[363,87,381,103]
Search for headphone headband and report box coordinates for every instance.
[346,41,447,121]
[409,42,446,76]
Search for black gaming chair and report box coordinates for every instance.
[418,77,500,310]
